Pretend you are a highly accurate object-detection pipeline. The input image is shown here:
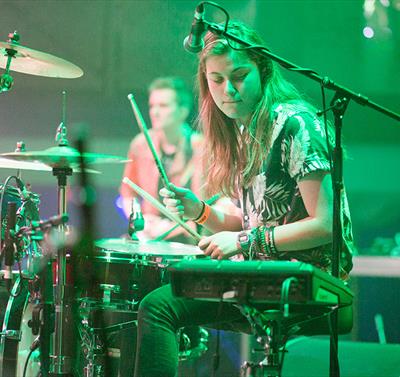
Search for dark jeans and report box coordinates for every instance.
[134,284,244,377]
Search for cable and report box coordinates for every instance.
[280,276,299,318]
[327,306,341,376]
[22,337,40,377]
[0,175,20,252]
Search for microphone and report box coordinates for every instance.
[31,213,69,231]
[183,3,206,53]
[3,202,17,292]
[128,198,144,239]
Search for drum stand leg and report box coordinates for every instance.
[38,260,54,377]
[77,309,138,377]
[239,307,286,377]
[78,319,106,377]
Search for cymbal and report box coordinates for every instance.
[0,41,83,78]
[0,157,100,174]
[1,146,128,168]
[94,238,203,257]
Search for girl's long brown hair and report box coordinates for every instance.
[197,22,305,197]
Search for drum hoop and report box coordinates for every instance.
[94,247,203,264]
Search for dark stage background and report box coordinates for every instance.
[1,1,400,376]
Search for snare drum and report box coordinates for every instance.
[80,238,204,311]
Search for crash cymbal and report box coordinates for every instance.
[0,157,100,174]
[0,41,83,78]
[1,146,127,168]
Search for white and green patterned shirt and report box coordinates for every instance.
[239,103,355,275]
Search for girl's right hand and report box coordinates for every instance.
[159,183,204,220]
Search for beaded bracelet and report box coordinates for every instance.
[257,225,267,255]
[267,226,278,255]
[249,227,260,260]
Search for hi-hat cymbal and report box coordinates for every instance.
[0,41,83,78]
[0,157,100,174]
[1,146,128,168]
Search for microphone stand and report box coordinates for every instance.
[198,9,400,377]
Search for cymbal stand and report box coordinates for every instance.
[50,91,74,376]
[50,166,74,376]
[0,31,19,93]
[14,141,26,180]
[55,91,68,146]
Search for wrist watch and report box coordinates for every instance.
[237,230,251,253]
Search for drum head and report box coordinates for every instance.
[94,238,204,259]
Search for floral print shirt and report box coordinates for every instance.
[239,103,355,274]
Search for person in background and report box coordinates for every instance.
[133,21,355,377]
[120,76,203,242]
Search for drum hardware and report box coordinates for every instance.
[55,90,69,147]
[128,198,144,241]
[30,302,43,337]
[0,31,83,85]
[178,326,209,362]
[1,210,66,377]
[0,156,126,376]
[50,165,75,376]
[1,146,127,169]
[77,302,138,377]
[13,141,26,182]
[0,31,18,92]
[0,329,22,341]
[99,284,121,306]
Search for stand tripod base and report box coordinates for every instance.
[241,359,282,377]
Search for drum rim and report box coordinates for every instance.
[94,238,203,259]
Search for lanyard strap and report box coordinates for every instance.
[242,187,250,231]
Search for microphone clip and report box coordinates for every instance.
[128,198,145,241]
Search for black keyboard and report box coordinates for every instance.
[168,260,353,307]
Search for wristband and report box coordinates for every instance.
[193,201,205,221]
[194,202,211,225]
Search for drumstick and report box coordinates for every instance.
[122,177,201,242]
[127,93,171,189]
[154,193,222,241]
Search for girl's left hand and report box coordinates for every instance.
[198,232,241,260]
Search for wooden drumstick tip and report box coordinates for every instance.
[127,93,134,101]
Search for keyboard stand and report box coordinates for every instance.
[239,306,287,377]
